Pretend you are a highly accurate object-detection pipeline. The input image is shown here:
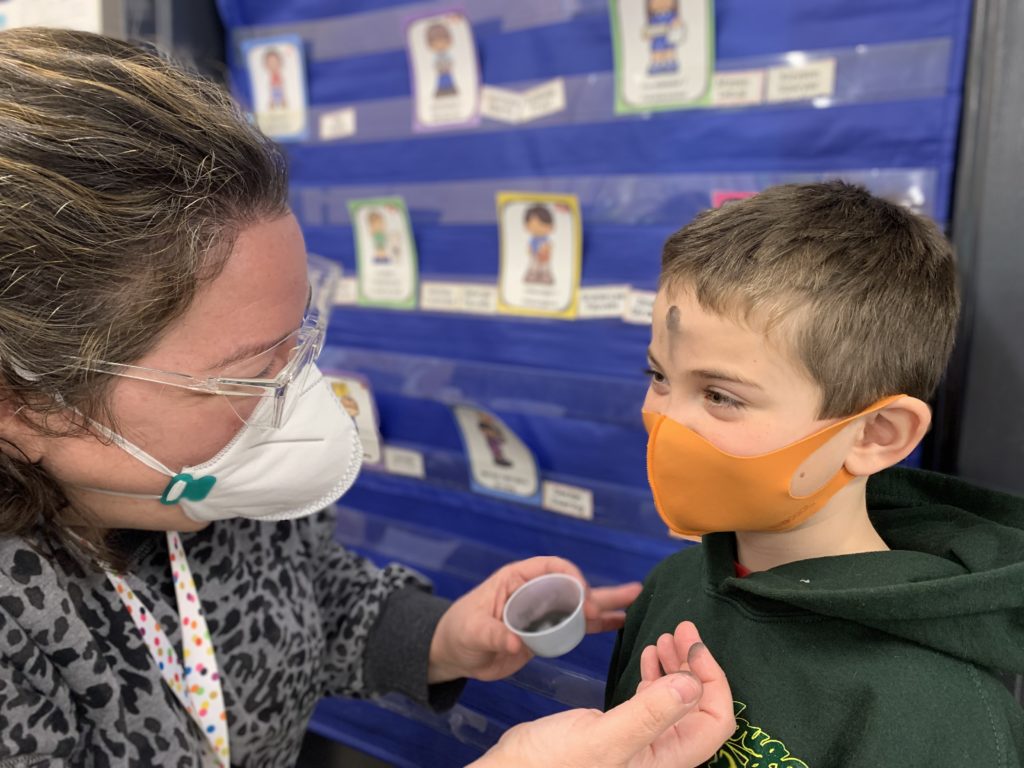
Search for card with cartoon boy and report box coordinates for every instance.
[242,35,309,141]
[325,372,383,467]
[609,0,715,113]
[348,196,419,310]
[496,192,582,319]
[405,10,481,130]
[453,405,541,505]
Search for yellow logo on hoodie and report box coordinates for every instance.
[709,702,808,768]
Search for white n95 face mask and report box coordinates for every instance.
[86,365,363,523]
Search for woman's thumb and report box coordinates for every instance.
[587,673,702,764]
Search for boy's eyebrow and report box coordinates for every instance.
[692,368,763,390]
[647,350,763,391]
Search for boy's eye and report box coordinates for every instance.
[643,367,667,385]
[704,388,743,409]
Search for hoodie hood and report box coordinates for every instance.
[712,467,1024,674]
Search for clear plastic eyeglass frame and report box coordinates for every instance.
[78,254,342,429]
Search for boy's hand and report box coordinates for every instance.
[637,621,736,754]
[428,556,641,683]
[470,629,734,768]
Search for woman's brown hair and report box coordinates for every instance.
[0,28,288,567]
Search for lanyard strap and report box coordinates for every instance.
[107,532,230,766]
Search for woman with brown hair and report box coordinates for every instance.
[0,28,732,767]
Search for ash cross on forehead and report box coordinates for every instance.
[667,305,681,332]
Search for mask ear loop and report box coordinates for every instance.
[80,415,176,477]
[68,407,218,506]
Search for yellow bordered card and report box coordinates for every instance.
[496,192,582,319]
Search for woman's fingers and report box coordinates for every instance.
[588,583,643,611]
[593,673,704,766]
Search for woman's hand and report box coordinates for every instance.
[469,627,734,768]
[428,556,641,683]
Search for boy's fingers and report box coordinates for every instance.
[657,632,682,675]
[686,642,734,725]
[640,644,661,683]
[673,620,702,655]
[687,641,725,685]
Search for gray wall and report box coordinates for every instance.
[944,0,1024,494]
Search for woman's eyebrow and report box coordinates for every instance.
[208,331,293,372]
[209,286,312,372]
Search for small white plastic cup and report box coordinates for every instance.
[502,573,586,658]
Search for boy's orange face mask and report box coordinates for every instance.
[642,396,902,536]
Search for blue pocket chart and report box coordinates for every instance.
[219,1,971,764]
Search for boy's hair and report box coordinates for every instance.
[659,181,959,419]
[524,204,553,226]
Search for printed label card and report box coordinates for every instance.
[542,481,595,521]
[622,289,656,324]
[480,85,528,124]
[383,446,427,479]
[610,0,715,113]
[2,0,103,32]
[480,78,567,125]
[242,35,309,141]
[522,78,567,121]
[348,197,419,310]
[578,284,631,319]
[766,58,837,103]
[453,405,541,504]
[326,373,383,467]
[319,107,357,141]
[711,70,765,107]
[406,10,481,131]
[496,192,581,319]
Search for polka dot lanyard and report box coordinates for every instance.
[107,532,230,767]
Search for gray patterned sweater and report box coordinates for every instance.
[0,509,462,767]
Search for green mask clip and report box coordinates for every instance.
[160,473,217,505]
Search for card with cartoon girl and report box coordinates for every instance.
[242,35,309,140]
[496,192,582,319]
[609,0,715,113]
[453,405,541,505]
[405,10,481,130]
[348,196,419,310]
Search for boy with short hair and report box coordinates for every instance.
[606,181,1024,765]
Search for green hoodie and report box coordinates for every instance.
[605,468,1024,766]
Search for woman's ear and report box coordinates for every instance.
[0,398,45,464]
[844,396,931,476]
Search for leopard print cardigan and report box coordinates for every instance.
[0,508,461,766]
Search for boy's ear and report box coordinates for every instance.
[844,396,931,476]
